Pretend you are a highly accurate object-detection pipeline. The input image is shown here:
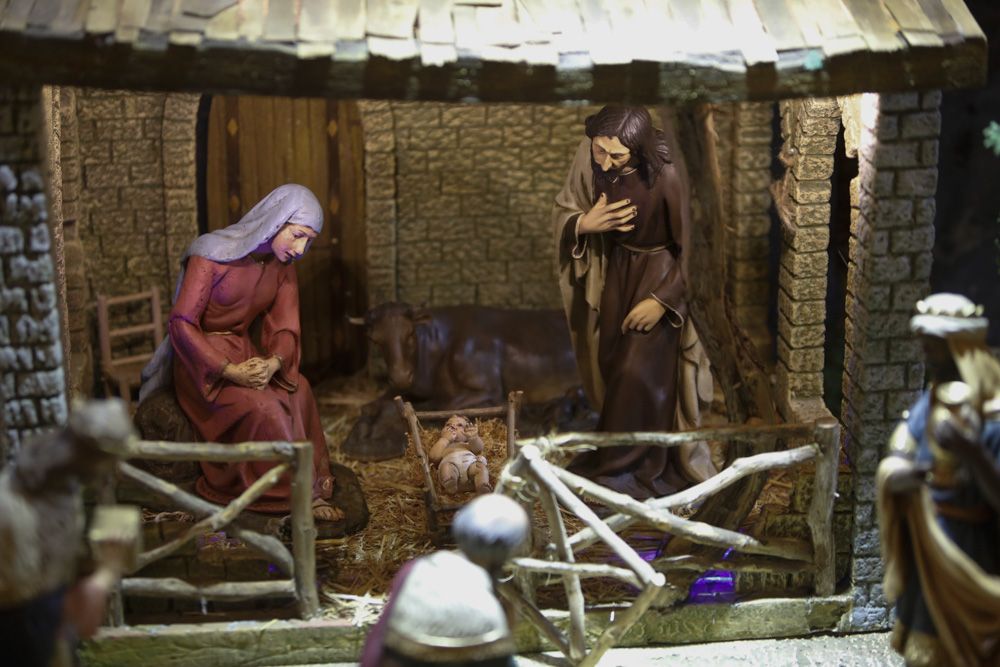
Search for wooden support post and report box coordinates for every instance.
[118,462,295,575]
[290,441,319,618]
[808,418,840,595]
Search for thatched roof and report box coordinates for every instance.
[0,0,987,103]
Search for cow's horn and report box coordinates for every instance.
[345,315,366,326]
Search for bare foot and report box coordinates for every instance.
[312,498,345,522]
[475,482,493,494]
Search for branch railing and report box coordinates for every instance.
[496,417,840,667]
[109,438,319,623]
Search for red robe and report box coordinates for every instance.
[169,254,333,512]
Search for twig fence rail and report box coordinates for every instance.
[108,438,318,623]
[497,418,840,667]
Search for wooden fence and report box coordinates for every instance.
[496,418,840,667]
[108,439,319,623]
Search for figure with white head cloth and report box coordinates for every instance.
[140,184,344,521]
[360,494,529,666]
[877,293,1000,666]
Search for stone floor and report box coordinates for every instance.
[307,632,902,666]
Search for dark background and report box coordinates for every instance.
[934,0,1000,345]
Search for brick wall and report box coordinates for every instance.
[776,98,841,412]
[69,90,198,381]
[359,101,398,307]
[0,86,68,458]
[370,101,589,310]
[729,102,775,361]
[840,91,940,630]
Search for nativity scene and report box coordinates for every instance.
[0,0,996,665]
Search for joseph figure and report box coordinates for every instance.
[552,105,716,500]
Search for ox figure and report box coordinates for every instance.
[362,302,580,408]
[342,302,585,461]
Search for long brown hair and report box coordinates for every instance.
[584,106,671,193]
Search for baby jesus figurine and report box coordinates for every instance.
[429,416,491,495]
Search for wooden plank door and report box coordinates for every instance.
[204,95,367,379]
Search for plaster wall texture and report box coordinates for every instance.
[840,90,940,631]
[0,86,68,459]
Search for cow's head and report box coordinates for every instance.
[353,302,431,391]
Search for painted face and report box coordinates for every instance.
[444,416,471,437]
[270,223,318,264]
[591,135,632,173]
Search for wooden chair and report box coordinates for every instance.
[96,287,164,411]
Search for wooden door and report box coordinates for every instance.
[205,95,367,379]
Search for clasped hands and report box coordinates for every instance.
[223,356,281,390]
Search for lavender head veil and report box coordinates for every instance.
[138,184,324,403]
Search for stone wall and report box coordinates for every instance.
[0,86,68,458]
[729,102,776,361]
[776,98,841,413]
[359,101,398,307]
[840,91,940,630]
[68,89,198,386]
[373,102,588,310]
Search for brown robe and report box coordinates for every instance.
[170,254,333,512]
[554,138,715,499]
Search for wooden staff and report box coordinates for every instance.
[290,441,319,618]
[135,463,290,570]
[551,465,811,561]
[565,445,818,552]
[118,462,294,575]
[511,557,642,588]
